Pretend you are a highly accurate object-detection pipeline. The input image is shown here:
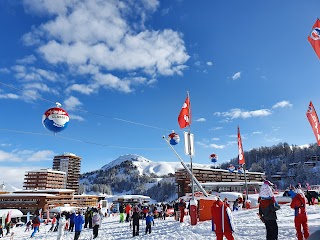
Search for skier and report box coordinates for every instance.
[119,204,125,223]
[145,213,154,234]
[290,188,309,240]
[178,199,186,223]
[69,211,76,232]
[211,198,235,240]
[48,214,57,232]
[132,206,140,237]
[258,180,280,240]
[30,213,42,238]
[56,214,67,240]
[74,211,84,240]
[125,203,132,222]
[92,211,101,239]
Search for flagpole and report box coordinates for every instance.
[187,91,195,201]
[243,163,249,204]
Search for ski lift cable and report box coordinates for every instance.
[0,81,174,132]
[0,128,167,150]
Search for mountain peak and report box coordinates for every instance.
[101,154,151,171]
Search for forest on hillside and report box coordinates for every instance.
[219,142,320,189]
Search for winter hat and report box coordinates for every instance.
[295,188,304,195]
[259,182,274,198]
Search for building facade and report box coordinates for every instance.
[175,167,265,197]
[52,153,81,193]
[24,169,66,190]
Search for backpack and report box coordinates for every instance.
[32,217,40,224]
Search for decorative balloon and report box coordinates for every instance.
[228,164,235,172]
[168,131,180,145]
[210,153,218,163]
[42,102,69,134]
[237,166,244,174]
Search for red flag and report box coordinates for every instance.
[306,101,320,146]
[308,19,320,59]
[178,95,191,128]
[237,126,245,165]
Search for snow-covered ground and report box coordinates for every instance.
[6,204,320,240]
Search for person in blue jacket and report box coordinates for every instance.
[145,213,154,234]
[74,211,84,240]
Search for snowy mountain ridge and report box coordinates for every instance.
[100,154,212,176]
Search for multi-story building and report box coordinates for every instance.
[23,169,66,190]
[52,153,81,193]
[175,167,265,197]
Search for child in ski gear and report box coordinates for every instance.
[258,180,280,240]
[132,206,140,237]
[57,214,67,240]
[74,211,84,240]
[232,198,239,211]
[290,188,309,240]
[30,214,41,238]
[145,213,154,234]
[211,198,235,240]
[48,215,57,232]
[92,211,101,239]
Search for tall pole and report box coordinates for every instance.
[243,164,249,202]
[187,92,194,200]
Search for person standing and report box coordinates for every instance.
[145,213,154,234]
[125,204,132,222]
[132,206,140,237]
[178,199,186,223]
[48,214,57,232]
[74,211,84,240]
[69,211,76,232]
[30,213,41,238]
[0,224,3,238]
[211,198,235,240]
[56,214,67,240]
[258,180,280,240]
[92,211,101,239]
[162,203,167,220]
[119,204,125,223]
[290,189,309,240]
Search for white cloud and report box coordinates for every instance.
[0,93,19,99]
[63,96,83,110]
[69,114,85,121]
[272,100,293,109]
[209,143,225,149]
[232,71,241,80]
[0,149,54,162]
[211,127,223,130]
[0,68,10,74]
[26,150,55,161]
[206,61,213,66]
[215,108,272,119]
[252,131,262,135]
[16,55,37,64]
[21,0,189,94]
[195,118,206,122]
[211,138,220,141]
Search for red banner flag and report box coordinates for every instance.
[237,126,245,165]
[306,101,320,146]
[178,95,191,129]
[308,19,320,59]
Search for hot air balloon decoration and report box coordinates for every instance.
[210,153,218,163]
[42,102,69,134]
[237,166,244,174]
[168,131,180,145]
[228,164,235,172]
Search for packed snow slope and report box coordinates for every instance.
[100,154,212,176]
[8,204,320,240]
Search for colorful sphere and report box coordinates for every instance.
[228,164,235,172]
[210,153,218,163]
[168,132,180,145]
[42,107,69,133]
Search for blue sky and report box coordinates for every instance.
[1,0,320,188]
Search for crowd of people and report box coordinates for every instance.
[0,181,318,240]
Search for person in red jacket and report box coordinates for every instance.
[211,198,235,240]
[125,204,132,222]
[178,199,186,223]
[290,189,309,240]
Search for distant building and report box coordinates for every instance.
[52,153,82,193]
[23,169,66,190]
[175,167,265,197]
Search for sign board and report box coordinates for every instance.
[184,132,195,156]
